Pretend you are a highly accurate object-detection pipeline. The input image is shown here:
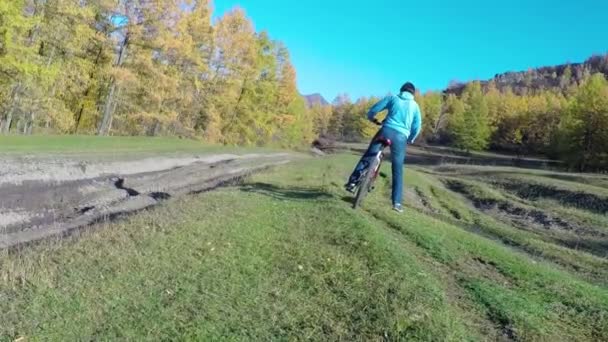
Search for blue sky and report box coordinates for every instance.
[212,0,607,101]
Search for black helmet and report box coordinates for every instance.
[400,82,416,95]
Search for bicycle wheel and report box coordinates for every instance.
[353,157,380,209]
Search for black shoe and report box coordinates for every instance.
[345,183,356,193]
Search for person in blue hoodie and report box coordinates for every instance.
[345,82,422,213]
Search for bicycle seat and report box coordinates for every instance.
[375,136,392,146]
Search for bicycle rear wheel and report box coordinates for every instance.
[353,157,380,209]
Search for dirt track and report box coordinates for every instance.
[0,153,295,249]
[313,140,564,169]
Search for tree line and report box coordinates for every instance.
[0,0,313,146]
[320,64,608,172]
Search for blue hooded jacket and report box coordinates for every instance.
[367,92,422,143]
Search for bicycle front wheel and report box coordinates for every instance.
[353,158,380,209]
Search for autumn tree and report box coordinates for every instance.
[326,94,351,139]
[272,43,314,146]
[95,0,182,136]
[417,91,443,142]
[447,82,492,151]
[310,103,332,137]
[203,8,257,143]
[558,73,608,170]
[0,0,42,133]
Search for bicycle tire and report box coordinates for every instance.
[353,157,380,209]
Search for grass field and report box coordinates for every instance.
[1,153,607,340]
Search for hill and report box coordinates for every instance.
[445,54,608,95]
[303,93,330,107]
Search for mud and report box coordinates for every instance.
[0,153,295,249]
[445,179,608,257]
[497,181,608,215]
[445,180,608,238]
[429,185,462,220]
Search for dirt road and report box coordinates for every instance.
[0,153,295,249]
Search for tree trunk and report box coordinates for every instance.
[2,115,13,134]
[108,87,121,134]
[153,120,161,136]
[75,46,104,134]
[225,78,248,132]
[97,82,117,135]
[22,111,35,135]
[98,34,129,136]
[2,83,23,134]
[4,114,14,134]
[25,118,33,135]
[234,79,247,113]
[434,111,447,138]
[46,46,56,68]
[45,115,51,131]
[580,127,593,171]
[2,93,20,134]
[74,106,85,133]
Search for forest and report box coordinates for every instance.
[0,0,312,146]
[1,1,607,170]
[320,55,608,171]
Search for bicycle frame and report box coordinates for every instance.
[364,138,391,186]
[351,133,392,209]
[371,140,390,179]
[371,150,384,179]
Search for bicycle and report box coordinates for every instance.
[352,120,392,209]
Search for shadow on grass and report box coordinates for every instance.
[240,182,332,201]
[341,196,355,206]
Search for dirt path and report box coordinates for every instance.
[313,140,563,169]
[0,153,296,249]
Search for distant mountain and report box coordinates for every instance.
[445,54,608,96]
[303,93,329,108]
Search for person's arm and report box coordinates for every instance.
[408,104,422,143]
[367,96,391,122]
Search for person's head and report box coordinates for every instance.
[400,82,416,95]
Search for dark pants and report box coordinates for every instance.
[348,126,407,206]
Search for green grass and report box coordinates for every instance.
[1,155,607,340]
[0,135,280,155]
[409,167,608,284]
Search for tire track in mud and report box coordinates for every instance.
[444,179,608,258]
[361,170,608,285]
[0,153,295,249]
[497,181,608,215]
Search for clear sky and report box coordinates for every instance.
[211,0,607,101]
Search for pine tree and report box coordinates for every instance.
[0,0,41,133]
[207,7,257,144]
[559,73,608,170]
[418,91,442,142]
[310,103,332,137]
[448,82,491,151]
[273,43,313,146]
